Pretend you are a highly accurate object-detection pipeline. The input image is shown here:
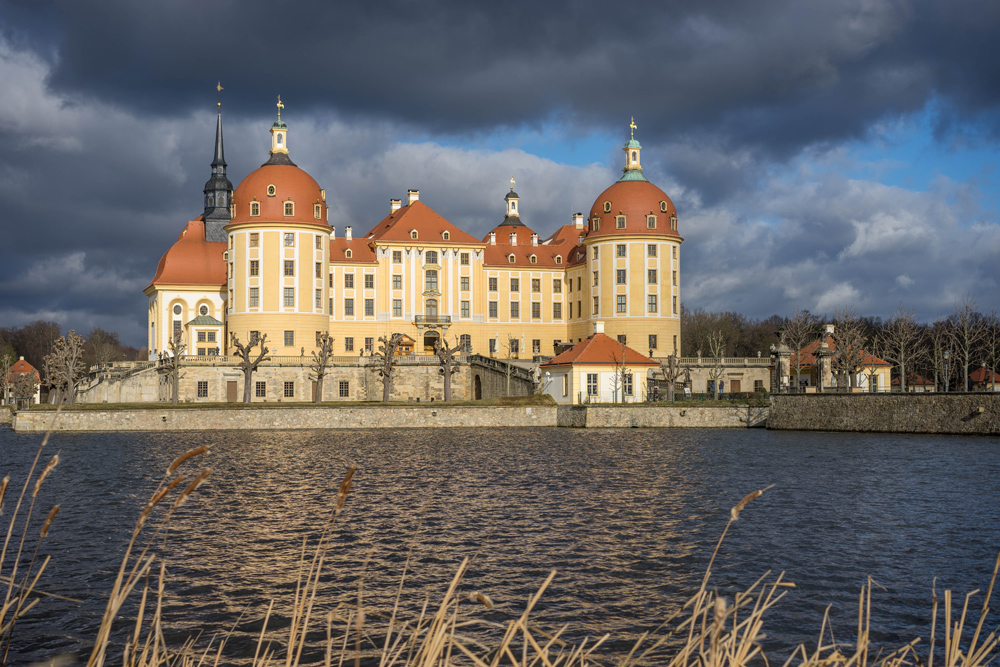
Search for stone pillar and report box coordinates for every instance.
[771,343,791,392]
[814,341,832,392]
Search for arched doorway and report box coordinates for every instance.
[423,330,439,354]
[474,374,482,400]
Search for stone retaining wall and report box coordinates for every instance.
[768,393,1000,435]
[0,406,11,425]
[559,405,768,428]
[12,405,558,432]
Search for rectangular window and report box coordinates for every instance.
[532,339,540,354]
[344,298,354,316]
[510,339,519,353]
[364,337,374,353]
[577,277,581,292]
[618,334,627,344]
[344,337,354,352]
[553,302,562,319]
[592,297,598,315]
[489,338,497,354]
[344,274,354,289]
[460,277,470,291]
[489,277,498,291]
[284,260,294,276]
[250,260,259,276]
[256,381,266,398]
[283,288,294,307]
[616,215,626,229]
[392,299,402,316]
[339,381,350,397]
[531,302,541,319]
[624,373,633,396]
[197,331,207,342]
[617,269,626,284]
[647,294,658,313]
[568,302,573,319]
[593,247,598,260]
[328,297,333,314]
[284,202,294,216]
[648,244,657,257]
[617,295,627,313]
[647,216,656,229]
[250,233,259,247]
[284,381,294,398]
[648,269,657,283]
[672,270,677,286]
[488,301,498,318]
[316,331,323,345]
[316,236,322,249]
[392,274,402,289]
[755,380,764,392]
[364,298,374,316]
[510,301,520,318]
[313,262,321,278]
[649,334,658,350]
[250,330,260,342]
[315,289,322,309]
[425,270,438,290]
[460,252,470,265]
[284,330,294,346]
[284,232,294,247]
[587,373,598,396]
[197,381,208,398]
[593,271,599,286]
[592,217,601,232]
[672,246,677,259]
[392,250,402,263]
[531,278,540,293]
[329,273,334,288]
[616,244,626,257]
[553,279,561,293]
[461,300,470,318]
[562,373,569,397]
[510,278,519,292]
[364,274,374,289]
[172,320,182,340]
[207,331,216,343]
[673,296,678,314]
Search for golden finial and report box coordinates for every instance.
[630,117,637,138]
[277,95,284,118]
[510,176,515,191]
[216,81,223,108]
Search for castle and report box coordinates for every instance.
[145,101,682,379]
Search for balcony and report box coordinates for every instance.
[414,315,452,325]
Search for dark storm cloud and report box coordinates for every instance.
[6,0,1000,153]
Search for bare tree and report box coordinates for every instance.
[231,332,270,403]
[434,337,461,402]
[374,333,403,402]
[85,327,123,368]
[878,304,924,392]
[981,310,1000,392]
[310,333,335,402]
[782,310,818,389]
[158,334,187,404]
[502,335,517,396]
[43,329,87,404]
[949,294,986,392]
[928,320,953,392]
[832,307,866,390]
[707,330,726,399]
[659,354,685,402]
[13,369,38,407]
[0,346,15,406]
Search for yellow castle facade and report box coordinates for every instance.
[145,104,683,361]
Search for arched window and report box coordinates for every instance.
[410,230,418,240]
[345,249,353,258]
[426,299,438,317]
[277,134,283,146]
[511,201,516,211]
[529,254,537,264]
[508,254,515,263]
[442,231,450,241]
[631,150,637,162]
[426,250,438,264]
[207,196,214,207]
[425,269,438,290]
[555,255,562,264]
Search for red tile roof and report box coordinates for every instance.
[364,201,483,245]
[793,337,891,368]
[541,333,659,368]
[329,238,377,263]
[147,219,227,289]
[481,223,583,268]
[968,367,1000,383]
[587,180,682,241]
[7,358,39,383]
[891,373,935,387]
[230,163,329,227]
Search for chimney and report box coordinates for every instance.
[510,232,517,246]
[573,213,584,230]
[407,189,420,204]
[390,198,402,212]
[578,235,584,245]
[594,321,605,335]
[489,232,496,245]
[330,227,336,239]
[345,226,353,241]
[824,324,835,336]
[531,233,538,246]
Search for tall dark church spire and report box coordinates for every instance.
[203,83,233,242]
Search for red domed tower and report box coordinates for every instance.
[577,120,682,355]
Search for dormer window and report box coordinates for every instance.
[345,249,353,258]
[267,185,276,197]
[670,214,677,231]
[660,201,668,212]
[284,201,294,216]
[616,215,626,229]
[555,255,563,265]
[250,201,260,216]
[647,215,657,229]
[592,217,601,232]
[410,230,418,240]
[314,204,322,219]
[508,254,515,263]
[529,254,537,264]
[603,201,611,213]
[442,231,450,241]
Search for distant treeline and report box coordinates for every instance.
[0,321,146,372]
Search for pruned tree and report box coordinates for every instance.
[831,307,866,390]
[609,339,633,403]
[231,332,270,403]
[878,304,924,392]
[659,354,685,402]
[310,333,335,402]
[434,337,461,402]
[43,329,87,404]
[502,335,517,396]
[0,345,15,406]
[13,369,38,407]
[159,334,187,404]
[980,310,1000,392]
[949,294,986,392]
[782,309,818,389]
[928,320,953,392]
[707,330,726,399]
[374,333,403,402]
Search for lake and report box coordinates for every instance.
[1,427,998,665]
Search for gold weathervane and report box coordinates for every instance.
[216,81,223,108]
[277,95,284,119]
[630,117,637,138]
[510,176,515,190]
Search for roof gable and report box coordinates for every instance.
[365,201,482,245]
[541,333,658,368]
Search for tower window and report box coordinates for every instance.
[592,217,601,232]
[284,233,294,246]
[616,215,626,229]
[314,204,322,219]
[603,201,611,213]
[670,215,677,231]
[267,185,276,197]
[250,202,260,216]
[250,232,259,247]
[660,201,668,212]
[284,201,294,216]
[647,215,656,229]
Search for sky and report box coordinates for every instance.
[1,0,999,347]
